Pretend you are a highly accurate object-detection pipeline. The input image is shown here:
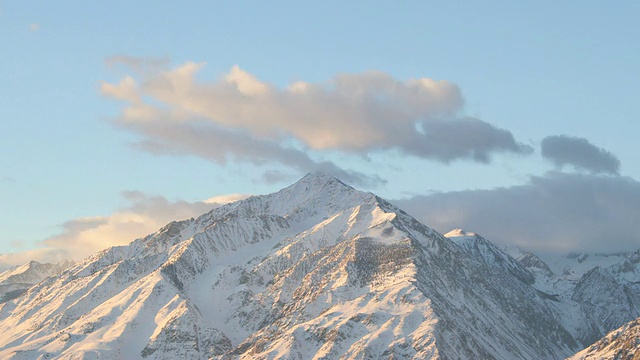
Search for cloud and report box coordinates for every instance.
[0,192,246,270]
[407,117,533,163]
[123,113,384,186]
[0,248,68,273]
[541,135,620,175]
[205,193,250,204]
[101,62,531,184]
[105,55,171,77]
[392,172,640,255]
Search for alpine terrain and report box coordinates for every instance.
[0,260,73,303]
[569,316,640,359]
[0,173,638,359]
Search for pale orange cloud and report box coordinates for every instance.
[101,61,530,185]
[0,192,248,270]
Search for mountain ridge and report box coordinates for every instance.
[0,173,637,359]
[0,260,73,303]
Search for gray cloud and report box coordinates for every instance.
[392,172,640,255]
[408,117,534,163]
[101,62,531,183]
[541,135,620,175]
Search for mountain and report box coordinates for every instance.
[511,247,640,348]
[569,317,640,360]
[445,229,535,285]
[0,260,73,303]
[0,173,636,359]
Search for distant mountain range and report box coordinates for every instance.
[0,260,72,303]
[0,173,637,359]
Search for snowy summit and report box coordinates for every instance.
[0,174,638,359]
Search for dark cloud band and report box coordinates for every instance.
[392,172,640,254]
[541,135,620,175]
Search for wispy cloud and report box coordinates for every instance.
[101,60,531,185]
[393,172,640,255]
[105,55,170,75]
[541,135,620,175]
[0,192,245,270]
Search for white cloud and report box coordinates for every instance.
[225,65,269,96]
[132,64,463,152]
[204,193,250,204]
[101,76,140,102]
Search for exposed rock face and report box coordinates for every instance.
[517,253,554,276]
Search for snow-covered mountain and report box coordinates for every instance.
[0,260,73,303]
[569,317,640,360]
[0,173,637,359]
[511,247,640,348]
[445,229,535,285]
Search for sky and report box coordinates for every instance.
[1,2,639,269]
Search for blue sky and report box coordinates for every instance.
[1,2,639,268]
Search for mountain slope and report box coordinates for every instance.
[0,260,73,303]
[0,173,601,359]
[569,317,640,360]
[512,246,640,352]
[445,229,534,285]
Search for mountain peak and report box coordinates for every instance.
[243,172,373,221]
[296,172,354,190]
[2,175,634,359]
[444,228,478,238]
[444,228,536,285]
[0,260,73,303]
